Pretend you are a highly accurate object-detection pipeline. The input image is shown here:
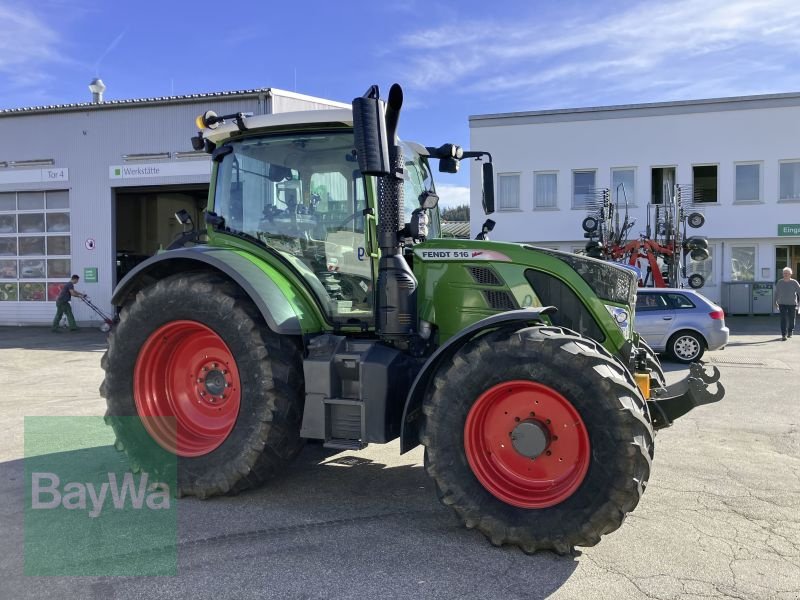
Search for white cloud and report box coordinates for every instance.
[436,183,470,209]
[395,0,800,105]
[0,2,62,92]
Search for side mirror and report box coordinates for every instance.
[175,209,192,226]
[482,162,495,215]
[419,191,439,210]
[352,85,390,176]
[475,218,496,240]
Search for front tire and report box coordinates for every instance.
[101,272,305,498]
[421,325,653,553]
[639,340,666,388]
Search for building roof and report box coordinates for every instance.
[469,91,800,127]
[0,87,349,117]
[441,221,471,239]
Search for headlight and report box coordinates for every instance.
[605,305,630,333]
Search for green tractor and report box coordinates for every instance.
[102,84,724,553]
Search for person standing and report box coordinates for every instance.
[52,275,86,332]
[775,267,800,341]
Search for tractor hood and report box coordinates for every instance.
[413,238,637,308]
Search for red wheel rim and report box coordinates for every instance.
[464,380,590,508]
[134,320,241,457]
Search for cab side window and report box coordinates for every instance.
[213,133,374,323]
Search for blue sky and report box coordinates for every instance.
[2,0,800,207]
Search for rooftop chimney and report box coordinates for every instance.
[89,78,106,103]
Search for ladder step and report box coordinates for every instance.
[323,439,367,451]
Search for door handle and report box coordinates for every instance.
[662,316,673,320]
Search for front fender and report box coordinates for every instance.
[112,246,324,335]
[399,307,556,454]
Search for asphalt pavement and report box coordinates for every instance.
[0,316,798,599]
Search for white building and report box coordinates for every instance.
[0,85,346,326]
[469,92,800,311]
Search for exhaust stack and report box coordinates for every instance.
[352,84,418,344]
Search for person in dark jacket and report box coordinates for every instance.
[52,275,86,332]
[775,267,800,341]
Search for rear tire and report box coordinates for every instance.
[421,325,653,553]
[667,330,705,364]
[101,272,305,498]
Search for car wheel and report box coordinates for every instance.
[667,330,705,363]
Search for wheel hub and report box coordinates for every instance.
[675,336,699,359]
[464,380,590,509]
[510,420,550,458]
[197,365,231,401]
[134,320,242,457]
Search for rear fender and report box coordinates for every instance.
[399,308,556,454]
[112,247,324,335]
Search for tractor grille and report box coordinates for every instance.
[483,290,517,311]
[468,266,503,286]
[529,247,637,307]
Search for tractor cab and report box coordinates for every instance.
[204,113,444,326]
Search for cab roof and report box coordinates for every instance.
[203,108,353,143]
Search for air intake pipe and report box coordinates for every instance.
[352,84,418,343]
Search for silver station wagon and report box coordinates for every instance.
[635,288,729,363]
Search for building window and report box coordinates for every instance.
[735,163,761,203]
[687,244,714,286]
[0,190,71,302]
[730,246,756,282]
[534,172,557,209]
[775,246,790,281]
[497,173,520,210]
[779,161,800,201]
[612,168,635,206]
[651,167,675,204]
[692,165,718,203]
[572,170,596,209]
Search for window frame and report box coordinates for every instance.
[650,165,677,205]
[533,171,558,211]
[691,163,719,204]
[0,189,71,303]
[571,169,597,210]
[496,172,521,211]
[729,244,757,282]
[778,160,800,202]
[687,242,716,287]
[733,161,762,204]
[611,167,636,207]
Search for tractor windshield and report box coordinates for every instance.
[212,131,374,322]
